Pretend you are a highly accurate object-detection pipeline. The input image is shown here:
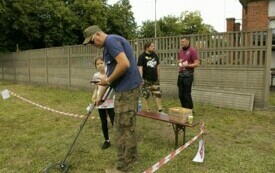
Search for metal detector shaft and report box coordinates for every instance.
[61,86,113,165]
[44,86,113,172]
[61,103,95,165]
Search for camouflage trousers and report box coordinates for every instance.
[141,80,162,99]
[114,87,140,171]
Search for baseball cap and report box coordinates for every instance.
[82,25,101,45]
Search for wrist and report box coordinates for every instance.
[106,78,111,85]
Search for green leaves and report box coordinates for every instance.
[0,0,216,52]
[106,0,137,39]
[0,0,138,51]
[139,11,216,38]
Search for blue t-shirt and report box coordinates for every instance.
[103,35,142,92]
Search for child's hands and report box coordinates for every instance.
[92,96,97,102]
[95,97,103,106]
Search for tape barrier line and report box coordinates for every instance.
[142,123,205,173]
[9,90,96,119]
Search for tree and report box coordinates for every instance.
[158,15,181,37]
[0,0,40,51]
[138,20,155,38]
[138,11,216,38]
[0,0,9,51]
[106,0,137,39]
[65,0,109,44]
[0,0,109,51]
[0,1,216,52]
[179,11,216,35]
[36,0,108,47]
[35,0,76,47]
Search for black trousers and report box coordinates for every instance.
[177,73,194,109]
[98,108,115,141]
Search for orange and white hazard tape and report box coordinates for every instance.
[9,90,96,119]
[7,90,205,172]
[143,123,205,173]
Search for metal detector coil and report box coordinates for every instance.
[43,87,113,173]
[43,162,68,173]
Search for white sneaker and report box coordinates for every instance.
[159,111,168,115]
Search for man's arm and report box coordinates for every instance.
[177,51,182,63]
[187,59,199,68]
[186,49,199,68]
[138,66,143,78]
[99,52,130,85]
[157,65,160,80]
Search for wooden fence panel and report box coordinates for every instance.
[14,51,29,82]
[28,49,47,84]
[0,30,272,109]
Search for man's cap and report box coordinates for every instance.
[83,25,101,45]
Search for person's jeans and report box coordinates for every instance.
[98,108,115,141]
[177,73,194,109]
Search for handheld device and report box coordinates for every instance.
[90,80,100,84]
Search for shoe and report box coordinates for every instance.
[159,111,169,121]
[101,141,111,150]
[105,168,130,173]
[159,111,167,115]
[132,158,139,165]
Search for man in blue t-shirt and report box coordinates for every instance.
[83,25,142,173]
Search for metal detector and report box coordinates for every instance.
[43,86,113,173]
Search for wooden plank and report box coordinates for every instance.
[137,111,199,127]
[192,88,254,111]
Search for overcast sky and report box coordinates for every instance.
[107,0,243,32]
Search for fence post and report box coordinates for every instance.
[45,49,49,85]
[264,29,272,108]
[1,54,3,80]
[13,53,16,82]
[136,40,140,61]
[68,46,71,88]
[28,51,31,84]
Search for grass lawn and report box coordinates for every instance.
[0,82,274,173]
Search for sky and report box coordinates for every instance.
[107,0,243,32]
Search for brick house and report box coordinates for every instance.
[227,0,275,86]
